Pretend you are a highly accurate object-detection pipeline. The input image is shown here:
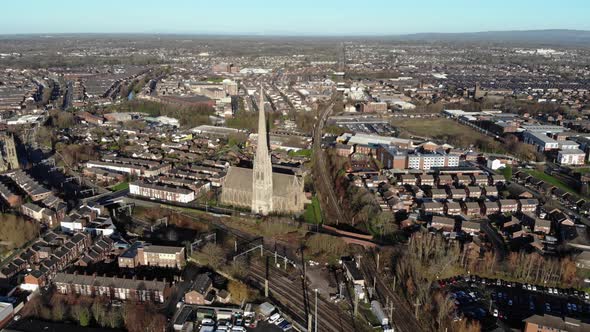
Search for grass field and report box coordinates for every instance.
[392,118,507,153]
[110,181,129,191]
[304,196,323,224]
[522,169,577,196]
[573,167,590,174]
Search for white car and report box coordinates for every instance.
[493,309,498,317]
[269,313,281,324]
[275,318,285,325]
[201,319,215,326]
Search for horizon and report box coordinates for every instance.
[1,0,589,36]
[0,29,589,39]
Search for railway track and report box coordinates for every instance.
[248,262,357,332]
[360,254,426,332]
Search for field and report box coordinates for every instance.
[110,181,129,191]
[391,117,507,153]
[522,169,578,196]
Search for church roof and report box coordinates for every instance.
[224,166,301,198]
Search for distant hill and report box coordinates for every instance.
[391,29,590,47]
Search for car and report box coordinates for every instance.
[532,286,537,291]
[527,284,532,290]
[572,304,578,312]
[13,315,21,321]
[508,299,513,306]
[493,309,498,317]
[545,303,551,312]
[269,313,281,324]
[275,318,285,326]
[585,293,589,300]
[201,319,215,326]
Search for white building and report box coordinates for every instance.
[557,149,585,166]
[129,182,195,203]
[487,158,507,170]
[523,132,559,151]
[407,152,460,170]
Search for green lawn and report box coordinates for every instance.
[574,167,590,174]
[500,166,512,181]
[304,196,323,224]
[392,118,508,153]
[110,181,129,191]
[288,149,312,158]
[522,169,577,195]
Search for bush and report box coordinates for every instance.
[305,234,347,257]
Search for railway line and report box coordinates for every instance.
[248,261,357,332]
[359,253,426,332]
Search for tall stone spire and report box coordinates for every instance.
[251,85,273,215]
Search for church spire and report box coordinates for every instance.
[256,85,268,155]
[251,85,273,215]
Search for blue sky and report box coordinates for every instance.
[1,0,589,35]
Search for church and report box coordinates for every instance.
[220,87,306,215]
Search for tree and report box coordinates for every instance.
[227,259,248,279]
[49,110,75,129]
[105,309,122,329]
[194,243,226,269]
[51,300,66,321]
[91,298,107,326]
[71,304,90,326]
[305,234,347,258]
[0,214,39,250]
[228,280,251,304]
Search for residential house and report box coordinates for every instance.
[482,186,498,197]
[463,202,482,216]
[499,199,519,213]
[53,272,167,303]
[465,186,482,198]
[450,188,467,201]
[445,202,463,216]
[422,202,445,215]
[483,201,500,215]
[184,273,213,305]
[431,216,456,232]
[461,221,481,234]
[519,199,539,213]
